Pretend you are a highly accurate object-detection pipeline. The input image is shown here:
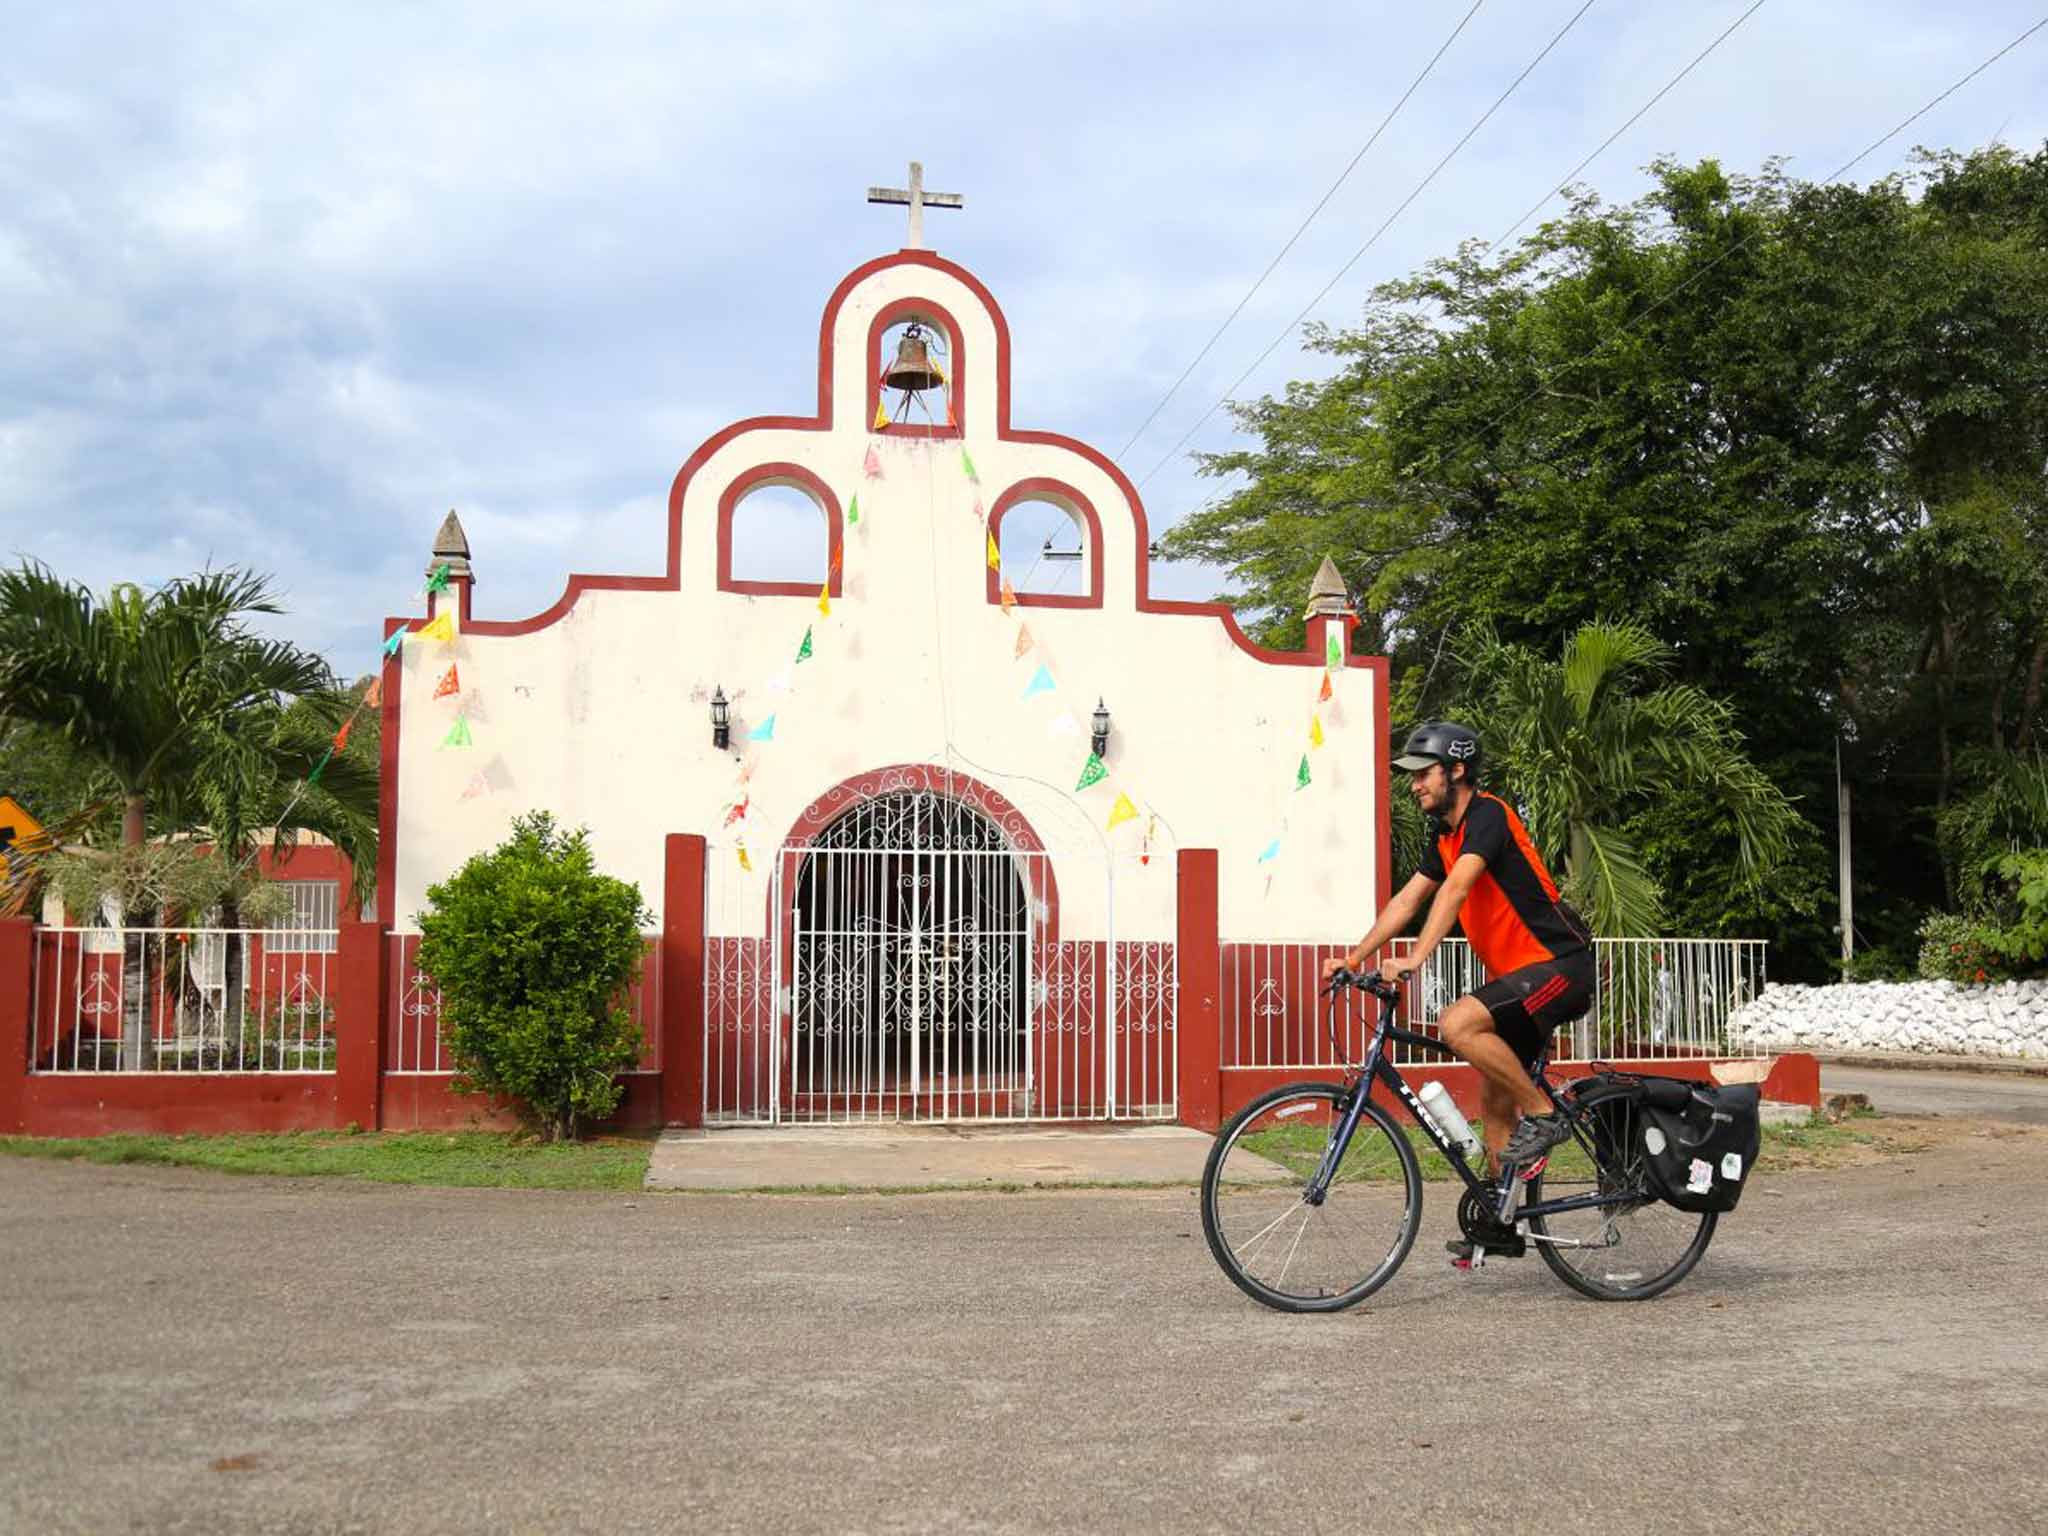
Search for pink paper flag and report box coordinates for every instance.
[863,445,883,479]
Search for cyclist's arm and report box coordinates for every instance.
[1339,870,1438,971]
[1403,852,1488,968]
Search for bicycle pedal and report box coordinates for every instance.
[1518,1155,1549,1183]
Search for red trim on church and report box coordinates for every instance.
[984,478,1104,610]
[374,245,1393,918]
[866,296,966,440]
[716,462,846,598]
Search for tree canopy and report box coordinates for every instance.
[1160,146,2048,977]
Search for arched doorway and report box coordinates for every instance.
[788,789,1036,1120]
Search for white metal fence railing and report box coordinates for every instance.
[1221,937,1769,1071]
[28,926,340,1073]
[385,932,663,1074]
[704,832,1177,1126]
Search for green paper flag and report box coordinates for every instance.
[961,448,979,481]
[1325,628,1343,669]
[441,715,472,749]
[1075,753,1107,792]
[847,494,859,525]
[796,626,813,663]
[425,562,452,595]
[1296,753,1311,790]
[307,747,334,785]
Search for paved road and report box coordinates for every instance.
[4,1129,2046,1535]
[1822,1063,2048,1125]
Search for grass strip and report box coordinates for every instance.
[0,1129,655,1191]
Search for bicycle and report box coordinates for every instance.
[1200,969,1718,1311]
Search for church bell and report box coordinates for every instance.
[882,322,945,395]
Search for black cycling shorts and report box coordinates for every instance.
[1472,948,1595,1071]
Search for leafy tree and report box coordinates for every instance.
[0,562,374,1059]
[415,813,652,1142]
[1450,621,1798,937]
[1158,146,2048,976]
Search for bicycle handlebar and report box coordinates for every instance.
[1323,967,1401,1002]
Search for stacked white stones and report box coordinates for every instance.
[1728,978,2048,1058]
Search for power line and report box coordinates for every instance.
[1136,0,1601,491]
[1490,0,1769,250]
[1437,12,2048,478]
[1114,0,1488,466]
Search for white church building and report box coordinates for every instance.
[376,198,1392,1131]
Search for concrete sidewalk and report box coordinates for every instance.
[645,1122,1214,1191]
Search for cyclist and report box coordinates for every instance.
[1321,720,1593,1187]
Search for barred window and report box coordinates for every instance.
[267,881,339,953]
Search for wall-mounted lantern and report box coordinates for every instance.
[1092,697,1111,760]
[710,686,730,751]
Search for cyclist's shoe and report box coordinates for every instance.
[1447,1235,1525,1267]
[1502,1110,1571,1168]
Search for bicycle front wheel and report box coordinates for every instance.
[1525,1093,1716,1301]
[1200,1082,1421,1313]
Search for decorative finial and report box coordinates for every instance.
[430,509,473,583]
[1306,555,1353,618]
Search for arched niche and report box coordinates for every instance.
[717,463,845,597]
[868,298,964,438]
[986,478,1103,609]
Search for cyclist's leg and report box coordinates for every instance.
[1475,1072,1518,1176]
[1439,995,1550,1118]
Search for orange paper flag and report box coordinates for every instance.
[1000,577,1017,613]
[363,678,383,709]
[1318,672,1333,703]
[1015,625,1034,658]
[332,718,353,753]
[433,664,460,700]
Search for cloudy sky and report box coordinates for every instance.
[4,1,2044,671]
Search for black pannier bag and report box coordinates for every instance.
[1635,1078,1763,1214]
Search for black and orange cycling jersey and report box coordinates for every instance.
[1418,792,1592,975]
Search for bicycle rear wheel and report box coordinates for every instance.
[1525,1092,1715,1301]
[1200,1082,1421,1313]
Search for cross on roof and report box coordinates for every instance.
[866,161,963,250]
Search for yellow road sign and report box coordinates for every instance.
[0,794,46,916]
[0,794,46,850]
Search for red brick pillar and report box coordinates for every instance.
[1176,849,1222,1133]
[662,834,708,1127]
[334,921,389,1131]
[0,918,29,1135]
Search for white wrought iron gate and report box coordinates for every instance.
[703,790,1175,1125]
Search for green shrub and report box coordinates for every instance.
[1916,854,2048,983]
[415,812,653,1141]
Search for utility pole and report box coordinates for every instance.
[1836,736,1853,970]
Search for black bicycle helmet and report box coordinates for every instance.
[1392,719,1482,782]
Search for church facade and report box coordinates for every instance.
[375,245,1392,1128]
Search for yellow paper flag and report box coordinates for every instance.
[1310,715,1326,749]
[874,399,890,429]
[1107,792,1138,831]
[413,611,455,645]
[817,583,831,616]
[736,843,753,872]
[986,531,1001,570]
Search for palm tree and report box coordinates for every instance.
[1454,620,1798,936]
[0,562,376,1061]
